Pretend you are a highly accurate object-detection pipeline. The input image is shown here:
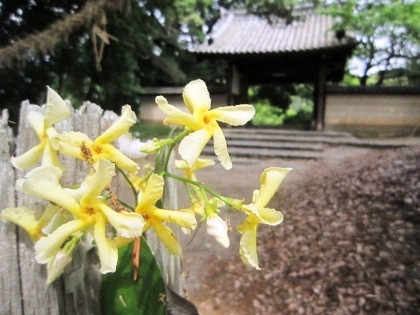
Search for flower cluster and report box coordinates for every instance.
[2,79,291,285]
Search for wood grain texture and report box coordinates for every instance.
[0,109,23,315]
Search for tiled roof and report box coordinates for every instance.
[194,10,355,55]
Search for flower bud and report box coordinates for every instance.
[140,138,163,154]
[46,233,80,285]
[206,216,230,248]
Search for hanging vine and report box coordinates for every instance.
[0,0,126,67]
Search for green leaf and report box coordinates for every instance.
[101,237,167,315]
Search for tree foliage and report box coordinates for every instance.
[323,0,420,86]
[0,0,228,123]
[0,0,304,124]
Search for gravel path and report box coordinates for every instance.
[180,145,420,315]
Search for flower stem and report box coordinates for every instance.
[116,167,138,207]
[118,199,135,211]
[164,171,235,208]
[160,129,190,175]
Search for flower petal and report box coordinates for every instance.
[109,236,135,249]
[255,167,292,208]
[11,143,44,170]
[64,173,93,202]
[99,203,144,238]
[96,105,137,144]
[18,166,80,215]
[178,128,212,168]
[183,79,211,113]
[42,212,70,235]
[47,250,73,285]
[41,139,64,169]
[1,207,40,240]
[81,159,115,204]
[156,96,203,130]
[37,205,61,229]
[27,111,45,138]
[174,159,189,169]
[213,127,232,170]
[191,158,215,171]
[187,199,205,217]
[211,105,255,126]
[51,131,91,160]
[153,221,182,256]
[136,173,164,210]
[255,207,283,226]
[94,215,118,273]
[237,219,260,269]
[207,216,230,248]
[35,220,85,264]
[153,209,197,229]
[44,87,72,128]
[98,144,139,173]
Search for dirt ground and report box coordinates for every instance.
[179,144,420,315]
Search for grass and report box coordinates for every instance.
[130,123,177,140]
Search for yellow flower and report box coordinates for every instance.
[126,163,154,195]
[17,159,145,275]
[11,87,71,170]
[135,173,197,256]
[176,158,215,203]
[52,105,139,173]
[1,205,68,242]
[175,158,230,246]
[237,167,291,269]
[156,79,255,170]
[175,158,215,182]
[2,205,77,284]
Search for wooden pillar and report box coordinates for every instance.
[230,64,249,105]
[313,61,327,131]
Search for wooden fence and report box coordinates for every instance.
[0,101,182,315]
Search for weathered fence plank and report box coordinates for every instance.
[0,109,23,315]
[14,102,63,315]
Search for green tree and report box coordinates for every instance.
[0,0,301,127]
[0,0,225,124]
[324,0,420,86]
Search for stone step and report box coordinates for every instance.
[203,128,337,160]
[223,128,354,139]
[223,130,359,145]
[223,128,412,148]
[203,146,322,160]
[202,128,415,160]
[204,128,327,159]
[225,139,323,151]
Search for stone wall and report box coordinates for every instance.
[325,87,420,137]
